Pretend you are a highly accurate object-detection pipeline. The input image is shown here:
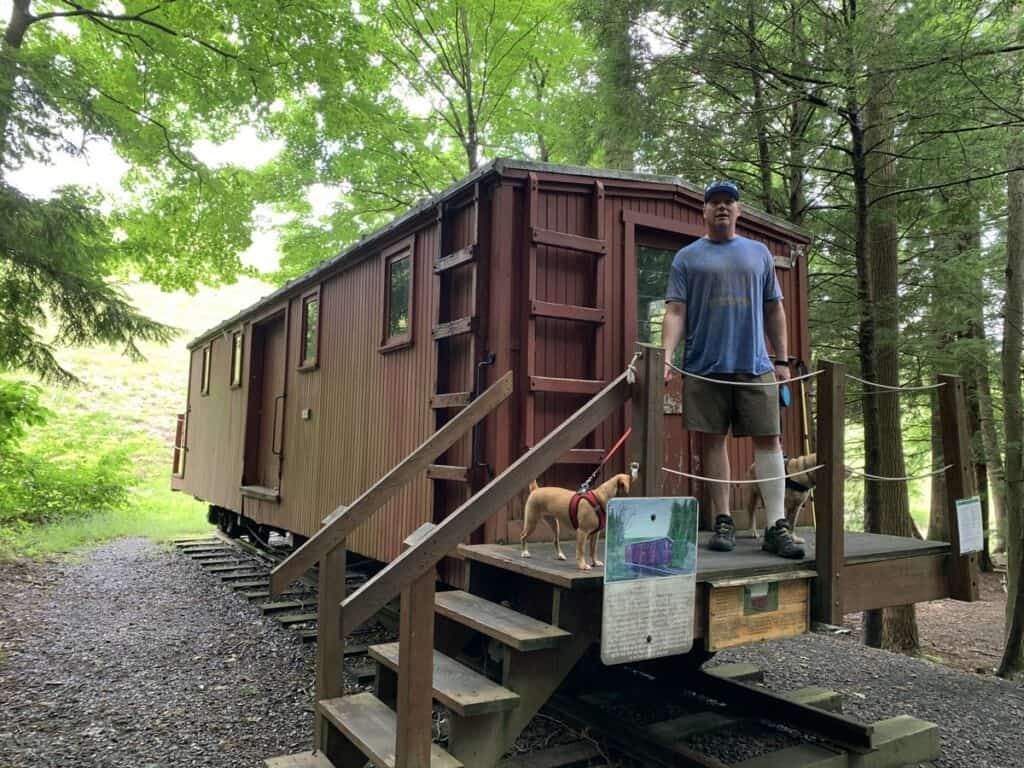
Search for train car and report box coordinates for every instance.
[625,537,673,568]
[170,159,812,585]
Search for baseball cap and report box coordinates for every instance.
[704,180,740,202]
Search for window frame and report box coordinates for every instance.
[229,329,244,388]
[200,342,212,396]
[298,286,321,371]
[379,236,415,353]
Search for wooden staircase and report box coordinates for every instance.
[265,345,662,768]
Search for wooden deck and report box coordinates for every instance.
[458,530,951,591]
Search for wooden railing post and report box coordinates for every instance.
[938,374,981,602]
[395,524,436,768]
[813,360,846,625]
[632,343,665,497]
[315,544,347,753]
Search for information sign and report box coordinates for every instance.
[601,497,699,665]
[955,496,984,554]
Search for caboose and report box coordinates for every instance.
[171,158,812,585]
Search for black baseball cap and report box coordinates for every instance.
[704,180,740,202]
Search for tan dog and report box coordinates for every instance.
[520,474,632,570]
[745,452,821,544]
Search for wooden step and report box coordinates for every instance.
[430,391,472,409]
[369,642,520,717]
[275,611,318,626]
[261,600,318,615]
[530,300,605,324]
[207,563,256,573]
[318,692,463,768]
[434,245,476,273]
[427,464,470,483]
[432,317,477,340]
[529,376,606,395]
[220,570,266,582]
[265,750,335,768]
[434,591,570,652]
[229,579,271,590]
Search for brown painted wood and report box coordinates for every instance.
[314,546,346,748]
[434,244,476,273]
[633,343,665,497]
[370,642,520,717]
[426,464,470,482]
[556,448,605,464]
[530,226,606,254]
[433,590,570,651]
[938,373,981,601]
[340,371,631,634]
[530,300,605,324]
[841,553,951,613]
[395,566,435,767]
[431,316,477,340]
[270,371,513,594]
[429,391,472,409]
[529,376,606,394]
[813,360,845,625]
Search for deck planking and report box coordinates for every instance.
[458,530,950,590]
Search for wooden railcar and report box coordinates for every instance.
[171,159,813,584]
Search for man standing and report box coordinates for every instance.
[661,181,803,559]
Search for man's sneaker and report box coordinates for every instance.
[762,519,805,559]
[708,514,736,552]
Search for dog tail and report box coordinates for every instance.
[528,480,539,493]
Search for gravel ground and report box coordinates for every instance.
[718,633,1024,768]
[0,538,323,768]
[2,538,1022,768]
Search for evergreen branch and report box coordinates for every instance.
[867,167,1024,207]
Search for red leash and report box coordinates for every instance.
[578,427,632,492]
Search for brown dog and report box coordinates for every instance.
[519,474,631,570]
[745,452,821,544]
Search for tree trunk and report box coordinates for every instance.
[998,57,1024,676]
[978,352,1007,553]
[928,389,949,541]
[862,34,917,650]
[786,0,808,226]
[748,1,773,214]
[589,0,639,170]
[1,0,33,177]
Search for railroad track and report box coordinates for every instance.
[173,534,938,768]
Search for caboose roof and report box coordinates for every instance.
[188,158,811,349]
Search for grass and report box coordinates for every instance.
[1,277,269,560]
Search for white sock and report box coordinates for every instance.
[755,450,786,527]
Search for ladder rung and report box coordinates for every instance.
[427,464,471,482]
[433,316,477,340]
[531,300,605,323]
[531,227,606,254]
[529,376,606,395]
[431,391,473,409]
[434,244,476,273]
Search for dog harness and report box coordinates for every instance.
[568,490,606,532]
[785,476,810,493]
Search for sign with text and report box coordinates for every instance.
[955,496,984,554]
[601,497,698,665]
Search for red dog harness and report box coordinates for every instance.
[568,490,606,532]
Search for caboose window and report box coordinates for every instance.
[381,239,414,351]
[230,331,243,387]
[200,343,212,395]
[299,291,320,369]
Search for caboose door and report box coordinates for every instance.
[243,311,287,494]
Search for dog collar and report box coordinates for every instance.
[785,477,810,493]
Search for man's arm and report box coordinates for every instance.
[663,301,685,383]
[764,299,790,382]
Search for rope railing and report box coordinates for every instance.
[661,464,826,484]
[844,373,946,392]
[665,361,822,387]
[847,464,953,482]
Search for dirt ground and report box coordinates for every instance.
[840,569,1009,675]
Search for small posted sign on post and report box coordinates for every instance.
[955,496,984,554]
[601,497,699,665]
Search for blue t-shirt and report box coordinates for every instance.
[666,235,782,376]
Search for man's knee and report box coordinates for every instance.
[752,435,780,452]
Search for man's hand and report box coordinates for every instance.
[664,361,674,384]
[774,360,791,383]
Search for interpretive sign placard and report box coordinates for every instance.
[955,496,983,554]
[601,497,699,665]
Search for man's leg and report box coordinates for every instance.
[703,432,736,552]
[752,434,784,527]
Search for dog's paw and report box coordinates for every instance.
[556,552,566,561]
[578,562,592,570]
[593,559,604,567]
[520,550,532,558]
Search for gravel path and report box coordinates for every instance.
[719,633,1024,768]
[0,538,319,768]
[2,538,1021,767]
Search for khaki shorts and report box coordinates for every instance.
[683,371,780,437]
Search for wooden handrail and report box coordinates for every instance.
[270,370,514,595]
[340,368,634,636]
